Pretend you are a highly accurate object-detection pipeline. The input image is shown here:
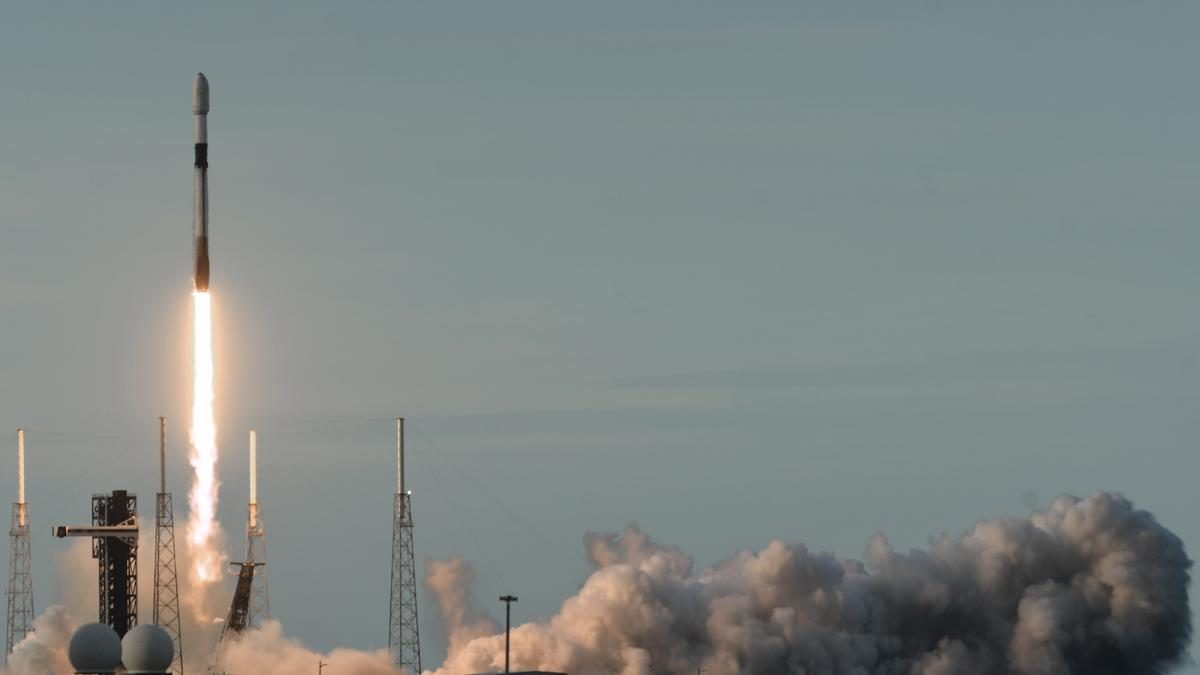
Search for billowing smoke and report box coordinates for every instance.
[426,557,499,657]
[3,606,76,675]
[1,527,392,675]
[0,611,395,675]
[426,492,1192,675]
[4,491,1188,675]
[214,620,395,675]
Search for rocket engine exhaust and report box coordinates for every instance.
[186,73,224,615]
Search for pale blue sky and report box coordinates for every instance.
[2,2,1199,670]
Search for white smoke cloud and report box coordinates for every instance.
[1,613,395,675]
[425,492,1192,675]
[425,557,498,659]
[3,606,76,675]
[215,621,395,675]
[2,524,393,675]
[7,491,1189,675]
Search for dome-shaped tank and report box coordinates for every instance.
[67,623,122,674]
[121,624,175,674]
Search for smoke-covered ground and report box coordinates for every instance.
[1,492,1191,674]
[1,528,395,675]
[428,492,1192,675]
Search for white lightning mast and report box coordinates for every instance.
[389,417,421,672]
[5,429,34,662]
[246,430,269,627]
[152,417,184,674]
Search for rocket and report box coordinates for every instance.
[193,73,210,291]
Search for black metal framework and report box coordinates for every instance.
[154,490,184,673]
[5,503,33,663]
[213,560,264,672]
[93,491,138,637]
[154,418,184,674]
[223,562,260,637]
[389,491,421,674]
[246,506,270,628]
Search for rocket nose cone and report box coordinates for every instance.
[193,73,210,114]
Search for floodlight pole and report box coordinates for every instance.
[499,594,518,674]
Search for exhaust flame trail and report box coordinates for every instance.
[187,290,223,609]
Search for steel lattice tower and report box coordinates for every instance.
[388,418,421,674]
[214,560,264,671]
[245,431,269,627]
[153,418,184,674]
[94,491,139,636]
[5,429,33,664]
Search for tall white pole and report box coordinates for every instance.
[17,428,26,526]
[159,417,166,495]
[396,417,405,495]
[249,430,258,528]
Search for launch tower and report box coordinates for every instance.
[93,491,139,637]
[388,417,421,673]
[245,430,269,627]
[213,431,271,673]
[153,418,185,674]
[214,559,264,669]
[52,491,139,637]
[5,429,33,663]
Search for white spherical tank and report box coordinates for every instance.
[121,624,175,674]
[67,623,122,674]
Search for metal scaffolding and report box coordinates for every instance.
[246,431,270,628]
[388,418,421,674]
[5,503,32,663]
[93,491,139,637]
[153,418,184,674]
[5,430,33,664]
[51,489,140,638]
[214,560,264,672]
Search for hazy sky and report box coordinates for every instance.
[2,2,1199,670]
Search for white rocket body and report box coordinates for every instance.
[193,73,210,291]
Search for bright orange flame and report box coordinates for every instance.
[187,291,223,599]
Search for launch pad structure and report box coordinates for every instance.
[52,490,140,637]
[153,417,185,674]
[389,417,422,673]
[92,492,139,637]
[213,558,264,673]
[214,431,271,671]
[5,429,34,664]
[245,430,270,627]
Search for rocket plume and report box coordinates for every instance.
[182,72,224,617]
[186,290,224,610]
